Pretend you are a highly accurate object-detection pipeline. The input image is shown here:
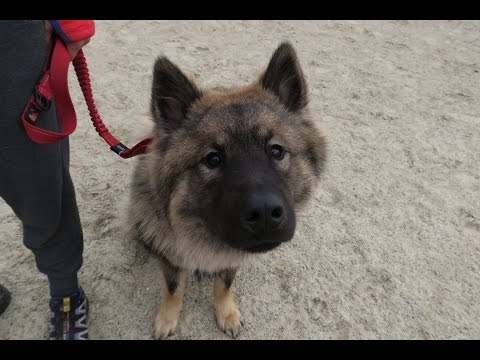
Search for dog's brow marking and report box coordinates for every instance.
[212,143,224,151]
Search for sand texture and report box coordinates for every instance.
[1,20,479,339]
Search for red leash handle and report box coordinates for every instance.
[22,40,77,144]
[22,38,153,159]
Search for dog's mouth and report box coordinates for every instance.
[241,241,282,253]
[222,226,295,254]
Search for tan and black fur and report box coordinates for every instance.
[127,42,326,339]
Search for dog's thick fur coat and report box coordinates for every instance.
[127,42,326,338]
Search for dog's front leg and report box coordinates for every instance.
[154,256,186,340]
[214,268,243,338]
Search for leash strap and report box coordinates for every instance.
[21,37,153,158]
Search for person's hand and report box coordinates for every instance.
[44,20,91,59]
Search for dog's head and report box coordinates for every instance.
[148,42,326,253]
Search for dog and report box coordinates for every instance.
[126,42,326,339]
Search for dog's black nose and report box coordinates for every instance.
[243,193,285,235]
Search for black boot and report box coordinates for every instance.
[0,284,11,315]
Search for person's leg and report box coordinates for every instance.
[22,135,84,297]
[0,20,87,339]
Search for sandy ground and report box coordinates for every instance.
[1,20,479,340]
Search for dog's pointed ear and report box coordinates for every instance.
[260,42,308,112]
[151,56,202,130]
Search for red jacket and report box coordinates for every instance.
[49,20,95,43]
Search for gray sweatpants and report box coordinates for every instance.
[0,20,83,297]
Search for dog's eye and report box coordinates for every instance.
[205,152,222,168]
[270,144,285,161]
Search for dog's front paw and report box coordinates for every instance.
[154,314,178,340]
[216,305,244,338]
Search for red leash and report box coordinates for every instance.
[22,37,153,158]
